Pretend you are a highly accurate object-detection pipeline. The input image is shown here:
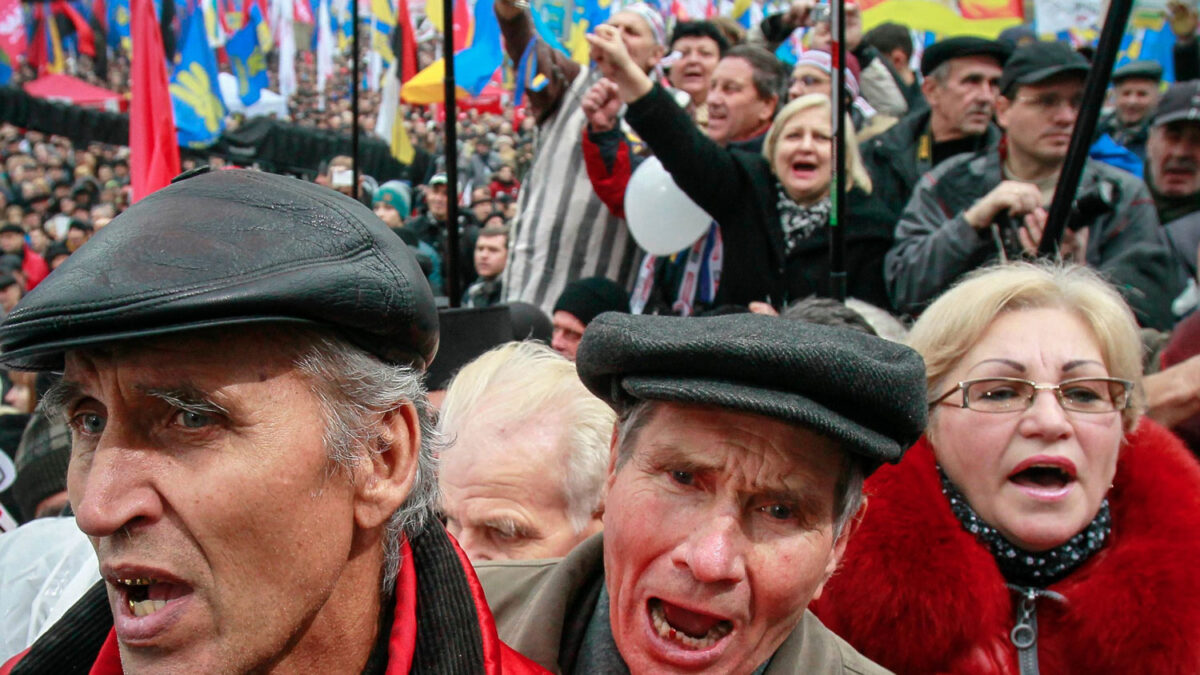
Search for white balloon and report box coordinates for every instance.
[624,157,714,256]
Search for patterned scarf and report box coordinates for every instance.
[776,185,830,256]
[940,469,1111,588]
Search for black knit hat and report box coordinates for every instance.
[11,411,70,521]
[575,313,928,472]
[552,277,630,326]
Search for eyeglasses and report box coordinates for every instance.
[930,377,1133,414]
[1014,93,1085,112]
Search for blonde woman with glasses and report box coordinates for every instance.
[812,263,1200,674]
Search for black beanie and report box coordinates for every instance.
[12,411,71,521]
[552,277,630,326]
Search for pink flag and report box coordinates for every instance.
[0,0,26,63]
[294,0,314,24]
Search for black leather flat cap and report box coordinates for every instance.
[576,313,928,471]
[0,169,438,370]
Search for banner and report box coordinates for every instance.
[0,0,24,63]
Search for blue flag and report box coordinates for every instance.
[0,51,11,86]
[169,9,226,148]
[453,0,504,96]
[226,6,268,105]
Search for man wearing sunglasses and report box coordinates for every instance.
[886,40,1181,330]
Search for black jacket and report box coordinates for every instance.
[625,85,895,310]
[861,108,1002,224]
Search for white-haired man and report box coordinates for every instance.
[0,169,542,674]
[439,341,612,561]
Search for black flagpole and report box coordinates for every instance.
[1037,0,1133,256]
[443,0,462,306]
[829,0,847,302]
[351,0,360,196]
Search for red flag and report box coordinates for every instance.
[394,0,418,82]
[452,0,469,50]
[130,0,180,202]
[50,1,95,57]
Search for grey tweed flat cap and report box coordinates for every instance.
[0,168,438,370]
[576,312,928,470]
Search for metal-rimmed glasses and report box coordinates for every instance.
[930,377,1133,414]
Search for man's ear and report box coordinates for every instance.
[994,94,1012,131]
[354,403,421,530]
[811,496,867,601]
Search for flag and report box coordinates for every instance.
[958,0,1022,21]
[272,0,296,97]
[370,0,395,63]
[375,58,414,163]
[0,0,24,63]
[315,0,333,105]
[730,0,752,28]
[454,0,504,95]
[0,49,11,85]
[131,0,180,200]
[169,8,226,147]
[564,0,611,63]
[107,0,131,50]
[425,0,469,49]
[391,0,417,82]
[294,0,314,23]
[226,3,268,104]
[200,0,227,46]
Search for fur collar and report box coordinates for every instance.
[812,419,1200,674]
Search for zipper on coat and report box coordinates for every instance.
[1007,585,1066,675]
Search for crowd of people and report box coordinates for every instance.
[1,0,1200,673]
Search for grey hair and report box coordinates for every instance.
[294,330,443,593]
[615,401,865,538]
[926,60,952,86]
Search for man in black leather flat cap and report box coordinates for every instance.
[477,312,928,674]
[0,169,543,675]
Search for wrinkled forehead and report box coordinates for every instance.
[606,10,654,37]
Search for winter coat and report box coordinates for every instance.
[885,148,1183,328]
[624,84,896,310]
[812,420,1200,675]
[0,523,547,675]
[477,534,891,674]
[860,108,1002,225]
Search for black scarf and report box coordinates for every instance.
[13,517,490,675]
[775,186,831,256]
[940,470,1111,588]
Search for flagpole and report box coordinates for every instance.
[351,0,361,196]
[443,0,462,306]
[828,0,847,302]
[1037,0,1133,256]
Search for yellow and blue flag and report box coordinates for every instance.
[226,3,268,105]
[169,8,226,147]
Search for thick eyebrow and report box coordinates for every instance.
[480,516,535,540]
[39,378,85,419]
[644,443,822,509]
[140,385,230,416]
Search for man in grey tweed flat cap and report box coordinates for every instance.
[476,312,928,674]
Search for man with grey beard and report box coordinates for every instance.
[860,36,1011,224]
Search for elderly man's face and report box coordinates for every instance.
[440,410,601,561]
[603,403,850,674]
[1113,78,1159,126]
[1147,120,1200,198]
[62,331,393,673]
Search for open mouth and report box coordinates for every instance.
[1008,457,1077,497]
[648,598,733,650]
[1010,465,1073,489]
[116,577,192,618]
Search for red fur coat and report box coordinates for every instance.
[812,419,1200,674]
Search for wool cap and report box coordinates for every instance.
[0,224,24,236]
[921,36,1011,77]
[796,49,863,98]
[374,179,412,215]
[999,40,1088,96]
[0,168,439,370]
[575,313,928,471]
[552,277,630,326]
[11,411,70,522]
